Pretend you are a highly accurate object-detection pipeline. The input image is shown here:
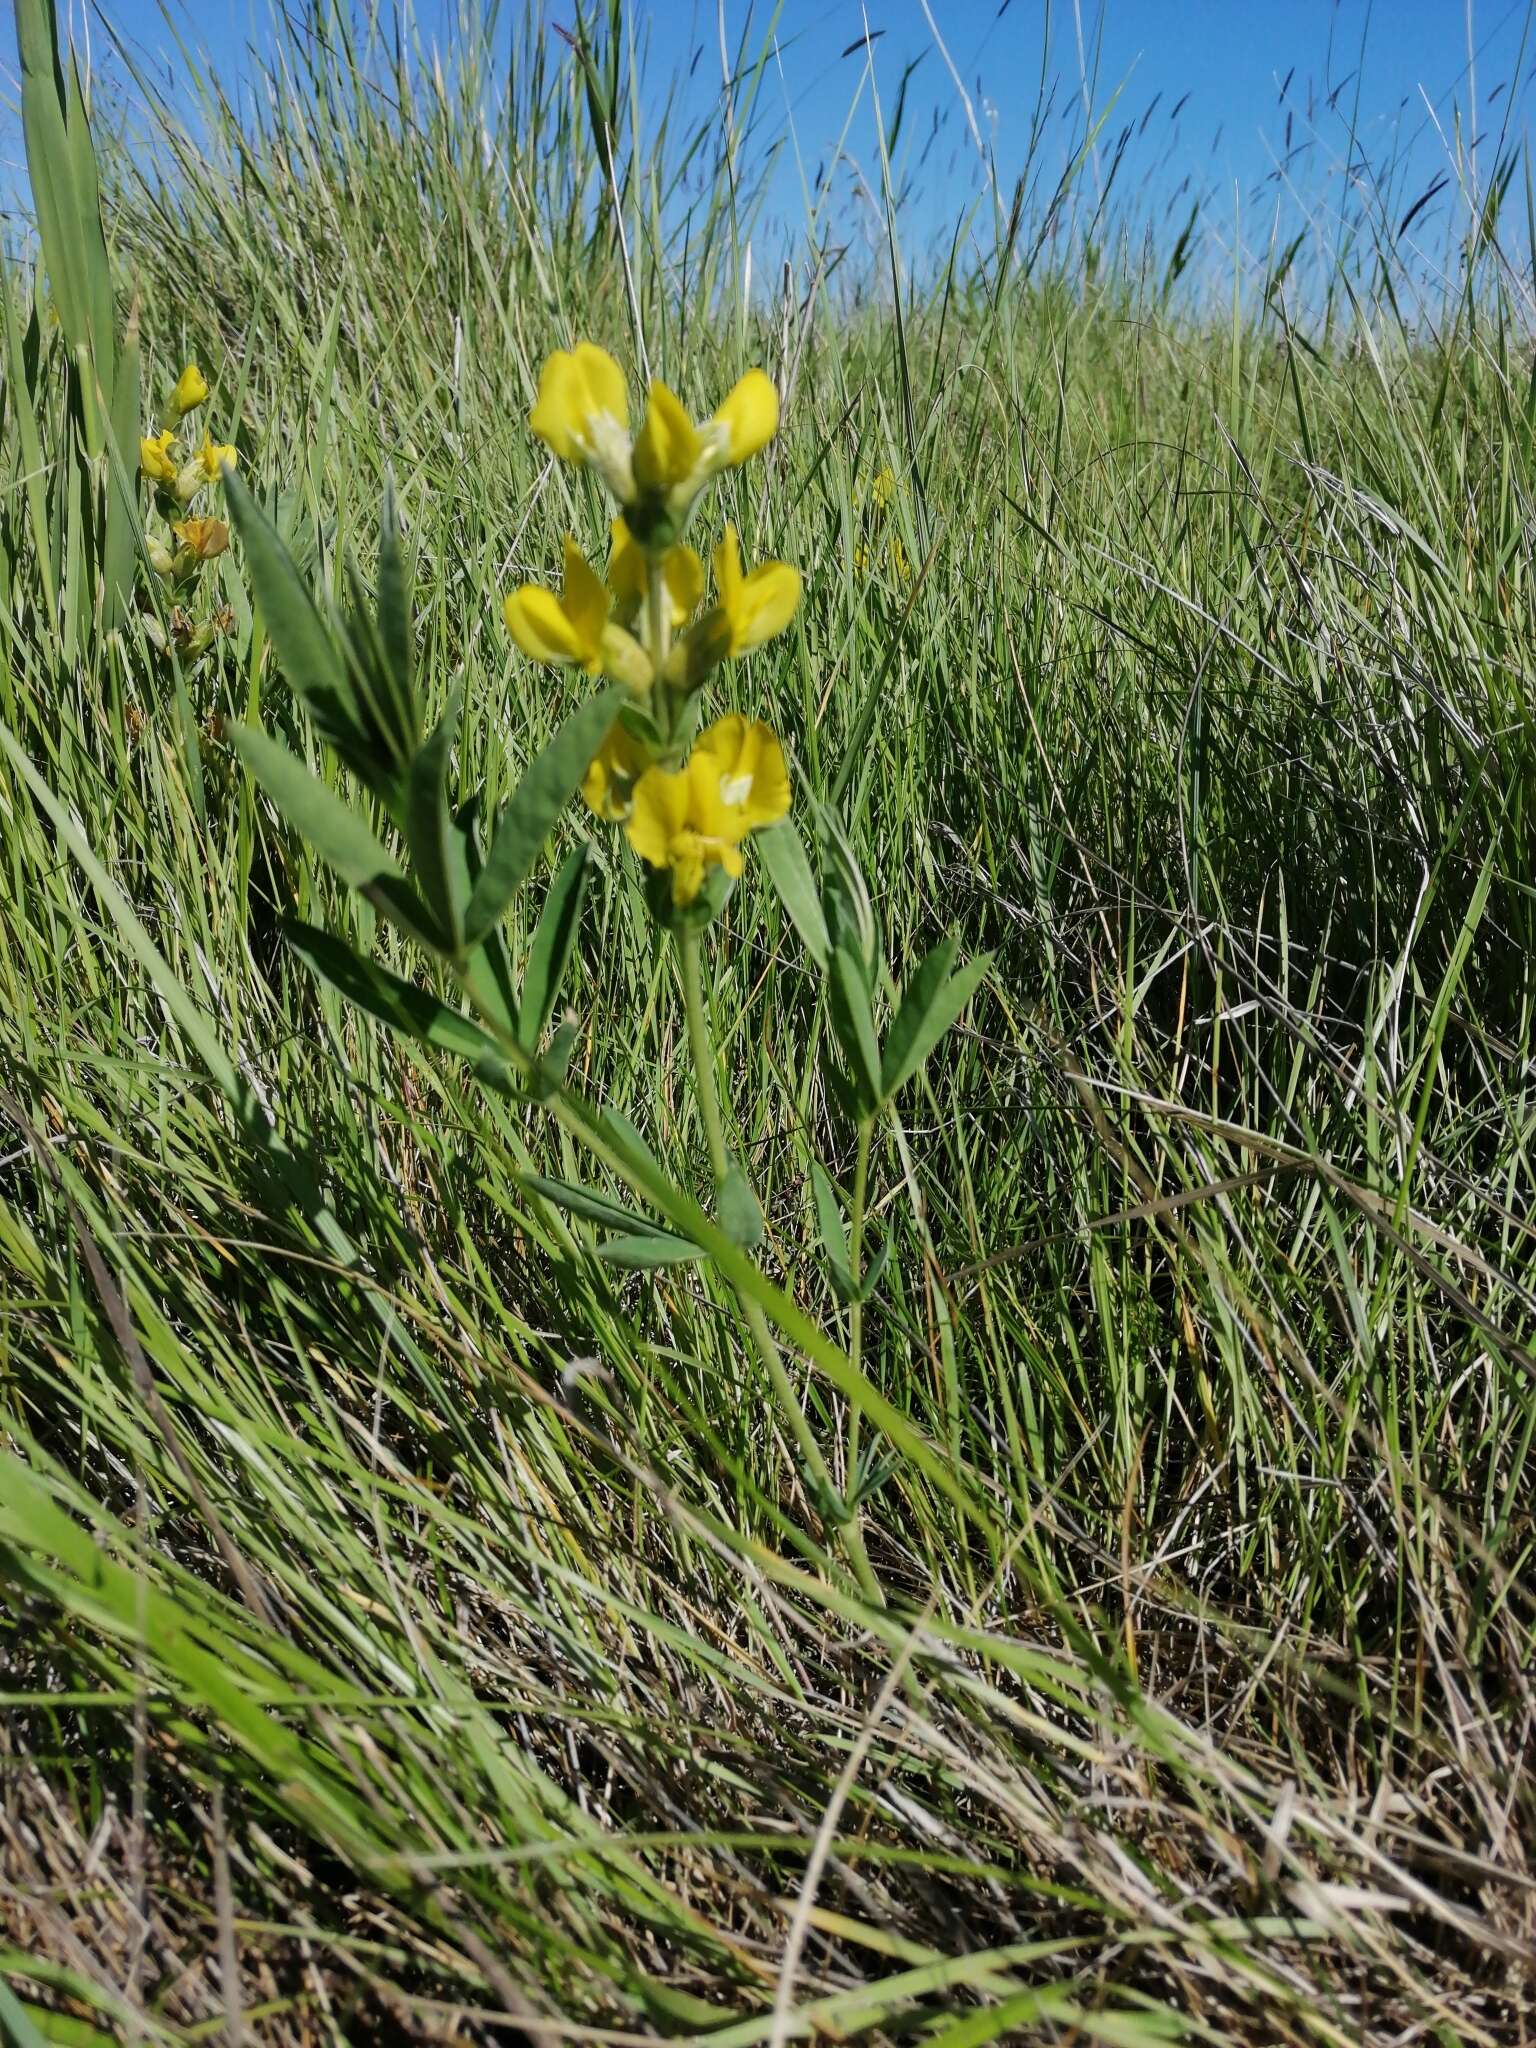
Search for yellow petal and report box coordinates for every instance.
[711,369,778,464]
[530,343,628,461]
[695,715,790,832]
[607,517,647,609]
[172,363,209,414]
[665,544,705,624]
[733,562,801,651]
[504,585,587,665]
[633,381,701,494]
[671,840,707,906]
[624,765,691,870]
[582,724,650,820]
[139,431,178,483]
[562,537,608,659]
[713,526,743,613]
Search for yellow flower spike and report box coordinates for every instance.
[162,363,209,428]
[713,525,802,655]
[608,518,704,627]
[529,343,635,501]
[504,536,653,690]
[870,464,896,511]
[633,381,702,496]
[581,722,652,821]
[140,430,178,485]
[708,370,779,468]
[171,516,229,563]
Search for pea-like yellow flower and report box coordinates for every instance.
[529,343,635,502]
[192,433,238,483]
[713,526,801,654]
[172,516,229,563]
[140,430,178,485]
[632,371,780,510]
[162,363,209,428]
[581,721,653,821]
[624,715,790,905]
[870,464,896,510]
[504,536,652,690]
[607,517,704,628]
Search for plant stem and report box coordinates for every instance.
[678,925,884,1607]
[845,1114,873,1484]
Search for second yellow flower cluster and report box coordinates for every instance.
[139,364,238,659]
[504,343,802,910]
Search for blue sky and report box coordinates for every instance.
[5,1,1533,291]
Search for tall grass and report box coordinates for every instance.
[2,2,1533,2040]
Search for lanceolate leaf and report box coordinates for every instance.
[405,683,464,949]
[464,685,627,945]
[375,480,417,755]
[519,1172,660,1236]
[520,843,591,1051]
[757,818,830,967]
[827,940,883,1115]
[720,1161,764,1249]
[225,473,362,751]
[597,1232,706,1271]
[227,723,400,889]
[881,947,991,1104]
[284,921,509,1087]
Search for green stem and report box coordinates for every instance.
[846,1114,873,1484]
[677,925,884,1608]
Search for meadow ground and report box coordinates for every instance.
[2,3,1535,2041]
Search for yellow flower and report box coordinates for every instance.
[607,517,704,627]
[192,433,238,483]
[504,536,651,689]
[632,370,781,509]
[624,715,790,904]
[694,714,791,830]
[529,343,635,501]
[140,430,178,485]
[713,526,801,654]
[581,722,652,821]
[162,363,209,427]
[172,516,229,562]
[870,464,896,511]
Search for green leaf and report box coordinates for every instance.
[375,479,417,753]
[520,1172,659,1236]
[15,0,97,372]
[102,296,140,633]
[0,1980,51,2048]
[283,921,509,1088]
[226,723,400,888]
[827,939,883,1115]
[809,1160,854,1302]
[224,472,363,754]
[405,683,464,947]
[597,1232,707,1271]
[756,819,830,967]
[464,685,626,945]
[880,946,991,1103]
[520,843,592,1051]
[720,1161,764,1248]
